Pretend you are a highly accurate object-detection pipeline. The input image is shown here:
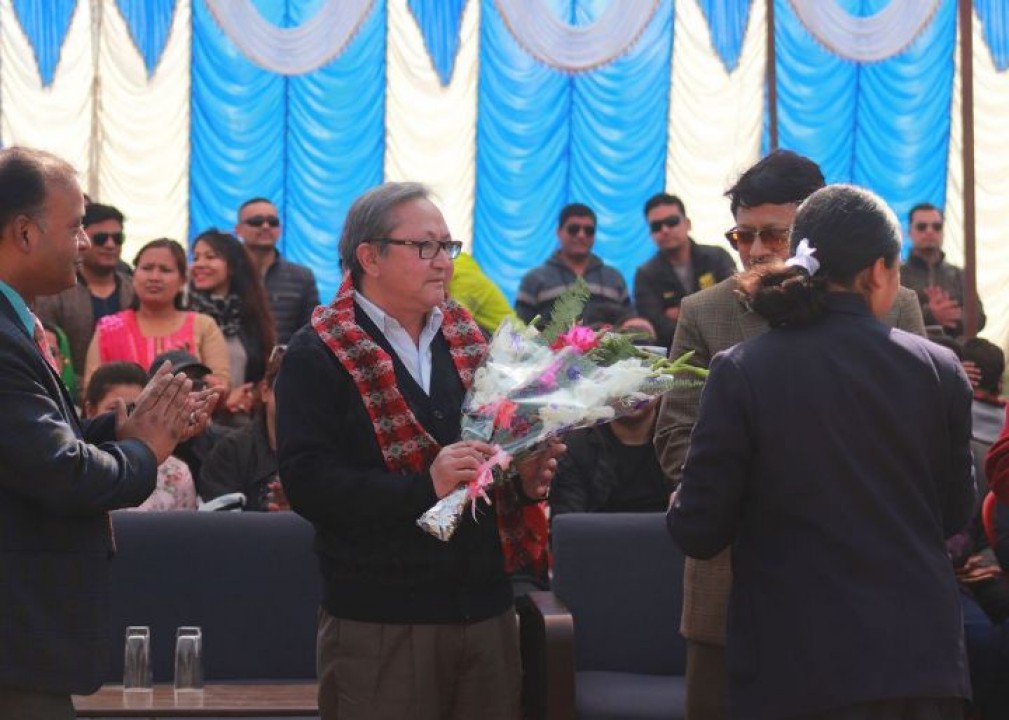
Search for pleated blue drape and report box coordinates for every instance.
[190,0,384,304]
[774,0,955,253]
[190,0,286,241]
[407,0,469,85]
[286,1,386,304]
[696,0,752,73]
[10,0,78,87]
[475,0,672,304]
[975,0,1009,71]
[474,0,573,304]
[115,0,178,77]
[569,0,672,294]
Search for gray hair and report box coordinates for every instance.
[0,147,78,233]
[339,182,431,286]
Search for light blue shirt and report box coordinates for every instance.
[0,280,36,336]
[354,290,444,395]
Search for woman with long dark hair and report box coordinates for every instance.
[188,229,275,418]
[668,185,975,719]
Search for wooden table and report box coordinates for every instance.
[73,683,318,717]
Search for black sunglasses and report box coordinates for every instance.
[564,222,596,238]
[91,231,125,246]
[243,215,280,228]
[649,215,682,234]
[914,221,943,232]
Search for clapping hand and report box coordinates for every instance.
[115,362,193,463]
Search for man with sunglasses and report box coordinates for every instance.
[901,202,985,339]
[515,202,631,325]
[236,197,320,344]
[654,150,926,720]
[633,193,736,348]
[35,202,135,385]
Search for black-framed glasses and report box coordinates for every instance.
[564,222,595,238]
[649,215,682,234]
[914,221,943,233]
[91,231,125,246]
[243,215,280,228]
[371,238,463,260]
[724,227,790,251]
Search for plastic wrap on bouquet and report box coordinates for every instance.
[416,485,471,541]
[416,317,707,541]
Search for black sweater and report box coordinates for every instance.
[275,308,512,624]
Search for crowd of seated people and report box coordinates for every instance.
[33,199,305,514]
[83,238,230,393]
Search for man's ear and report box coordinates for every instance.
[356,241,380,278]
[11,215,34,253]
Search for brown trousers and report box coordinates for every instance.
[317,609,521,720]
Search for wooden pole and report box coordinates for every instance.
[960,0,978,338]
[766,0,778,150]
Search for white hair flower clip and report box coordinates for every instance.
[785,238,820,276]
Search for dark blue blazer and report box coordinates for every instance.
[668,293,975,719]
[0,294,157,694]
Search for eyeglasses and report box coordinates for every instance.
[371,238,463,260]
[649,215,682,234]
[91,231,125,246]
[243,215,280,228]
[914,221,943,233]
[724,227,791,251]
[564,222,596,238]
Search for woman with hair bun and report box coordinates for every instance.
[668,184,975,719]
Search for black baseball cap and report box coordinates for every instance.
[148,350,211,379]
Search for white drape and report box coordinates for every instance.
[97,0,191,256]
[0,0,94,183]
[945,7,1009,347]
[788,0,942,63]
[666,0,764,256]
[385,0,478,248]
[203,0,375,75]
[492,0,660,72]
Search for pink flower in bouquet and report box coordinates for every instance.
[493,400,518,430]
[550,324,599,353]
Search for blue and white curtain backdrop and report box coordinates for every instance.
[2,0,1008,343]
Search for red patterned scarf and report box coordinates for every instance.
[312,274,548,576]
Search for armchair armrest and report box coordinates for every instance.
[516,590,576,720]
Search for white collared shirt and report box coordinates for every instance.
[354,291,444,394]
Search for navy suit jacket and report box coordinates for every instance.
[0,294,157,694]
[668,293,975,719]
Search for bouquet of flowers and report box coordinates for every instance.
[416,282,707,541]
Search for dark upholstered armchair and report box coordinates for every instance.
[106,511,320,684]
[518,512,687,720]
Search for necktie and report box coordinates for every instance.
[31,315,60,373]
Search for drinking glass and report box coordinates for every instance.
[173,626,204,690]
[123,626,152,691]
